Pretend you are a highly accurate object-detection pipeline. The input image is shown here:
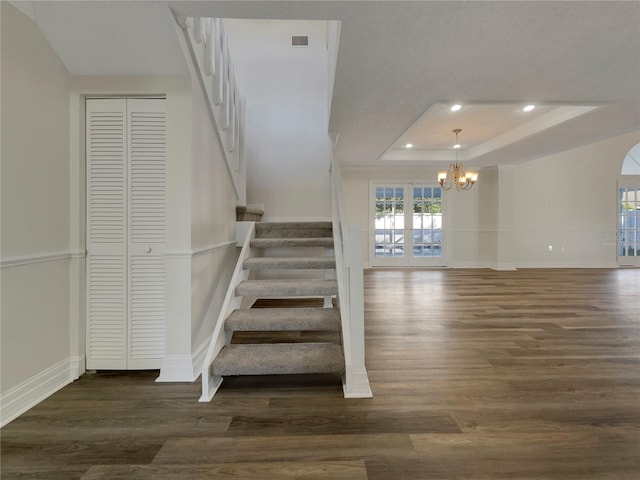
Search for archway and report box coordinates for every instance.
[621,143,640,175]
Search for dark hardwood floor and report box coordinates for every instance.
[2,268,639,479]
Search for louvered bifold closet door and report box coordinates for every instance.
[86,98,167,370]
[86,99,128,369]
[126,99,167,369]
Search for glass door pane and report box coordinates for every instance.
[619,185,640,265]
[412,186,443,259]
[374,186,405,259]
[371,183,446,267]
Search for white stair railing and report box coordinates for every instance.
[330,154,373,398]
[174,15,246,204]
[199,222,257,402]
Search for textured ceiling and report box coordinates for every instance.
[323,1,640,168]
[22,1,640,169]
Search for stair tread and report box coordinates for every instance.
[244,256,336,270]
[251,237,334,248]
[226,307,341,331]
[255,222,332,239]
[236,279,338,297]
[257,221,332,229]
[212,342,344,376]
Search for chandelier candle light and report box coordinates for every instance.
[437,129,478,191]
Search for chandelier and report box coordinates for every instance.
[437,129,478,191]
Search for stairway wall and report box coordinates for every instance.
[223,20,331,222]
[189,68,240,360]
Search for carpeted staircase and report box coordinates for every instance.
[210,221,345,378]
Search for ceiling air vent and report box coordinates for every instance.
[291,35,309,47]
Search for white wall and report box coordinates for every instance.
[1,2,73,424]
[340,131,640,269]
[326,21,341,119]
[189,59,239,366]
[513,130,640,267]
[224,19,331,221]
[0,5,244,425]
[341,166,504,268]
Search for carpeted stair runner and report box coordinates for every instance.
[251,237,334,248]
[236,279,338,297]
[255,221,332,238]
[212,343,344,376]
[212,221,344,380]
[244,256,336,270]
[225,307,341,332]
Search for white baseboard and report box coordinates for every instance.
[342,368,373,399]
[156,355,196,382]
[70,354,86,379]
[514,261,619,269]
[156,340,209,383]
[448,261,494,269]
[1,357,76,427]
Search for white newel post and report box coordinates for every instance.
[343,225,372,398]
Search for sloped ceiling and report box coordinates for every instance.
[20,1,640,169]
[24,0,188,75]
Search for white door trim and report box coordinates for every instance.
[369,181,449,268]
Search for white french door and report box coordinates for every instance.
[86,98,167,370]
[370,183,447,267]
[618,178,640,267]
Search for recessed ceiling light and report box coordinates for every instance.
[450,104,463,112]
[405,143,414,148]
[523,104,536,112]
[453,143,462,149]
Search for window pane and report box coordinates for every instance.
[411,186,443,258]
[619,187,640,258]
[375,186,405,257]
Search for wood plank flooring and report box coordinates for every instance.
[2,268,639,479]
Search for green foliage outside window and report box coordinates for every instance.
[413,197,442,214]
[376,196,442,217]
[375,197,404,217]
